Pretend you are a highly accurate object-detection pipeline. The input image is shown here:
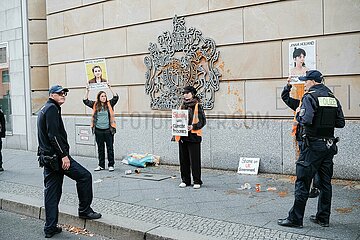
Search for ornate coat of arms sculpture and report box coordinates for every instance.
[144,15,221,110]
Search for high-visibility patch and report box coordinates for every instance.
[318,97,338,107]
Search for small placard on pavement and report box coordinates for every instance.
[237,157,260,175]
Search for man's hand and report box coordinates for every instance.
[62,156,70,170]
[188,125,193,131]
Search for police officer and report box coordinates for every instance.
[278,70,345,228]
[38,85,102,238]
[281,78,320,198]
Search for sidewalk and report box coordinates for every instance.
[0,149,359,240]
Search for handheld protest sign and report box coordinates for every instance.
[172,109,188,136]
[84,58,109,90]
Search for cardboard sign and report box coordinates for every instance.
[237,157,260,175]
[172,109,188,136]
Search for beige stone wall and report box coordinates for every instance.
[28,0,48,112]
[37,0,360,118]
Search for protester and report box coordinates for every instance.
[175,86,206,189]
[37,85,101,238]
[83,83,118,171]
[0,106,5,171]
[278,70,345,228]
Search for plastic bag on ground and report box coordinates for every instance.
[122,153,160,168]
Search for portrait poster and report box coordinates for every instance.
[172,110,188,137]
[288,40,316,84]
[84,58,109,90]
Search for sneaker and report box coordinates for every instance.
[193,184,201,189]
[94,166,104,171]
[309,188,320,198]
[179,182,187,188]
[109,166,114,172]
[79,211,102,220]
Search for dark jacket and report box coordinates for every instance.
[296,84,345,138]
[0,108,5,138]
[281,84,300,111]
[181,103,206,143]
[37,98,69,158]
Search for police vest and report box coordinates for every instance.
[304,90,338,138]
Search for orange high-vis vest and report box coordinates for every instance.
[175,103,202,142]
[91,101,116,131]
[291,84,305,136]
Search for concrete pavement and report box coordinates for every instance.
[0,149,359,240]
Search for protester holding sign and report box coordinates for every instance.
[175,86,206,189]
[83,83,118,172]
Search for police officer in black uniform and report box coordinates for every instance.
[281,79,320,198]
[38,85,102,238]
[278,70,345,228]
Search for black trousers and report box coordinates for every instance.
[95,128,114,168]
[0,138,2,167]
[43,156,93,233]
[179,140,202,185]
[298,140,320,189]
[288,140,336,225]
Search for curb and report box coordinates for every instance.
[0,194,222,240]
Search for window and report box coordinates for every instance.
[0,42,11,133]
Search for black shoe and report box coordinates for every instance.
[0,167,4,171]
[309,215,329,227]
[309,188,320,198]
[277,218,303,228]
[45,226,62,238]
[79,211,102,219]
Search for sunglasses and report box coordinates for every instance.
[55,91,67,96]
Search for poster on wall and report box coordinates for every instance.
[84,58,109,90]
[288,40,316,84]
[172,110,188,137]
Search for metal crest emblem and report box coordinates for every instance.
[144,15,221,110]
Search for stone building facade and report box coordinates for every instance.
[2,0,359,179]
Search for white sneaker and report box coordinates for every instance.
[94,166,104,171]
[193,184,201,189]
[109,166,114,172]
[179,182,187,188]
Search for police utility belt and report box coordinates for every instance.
[302,135,339,149]
[37,147,60,171]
